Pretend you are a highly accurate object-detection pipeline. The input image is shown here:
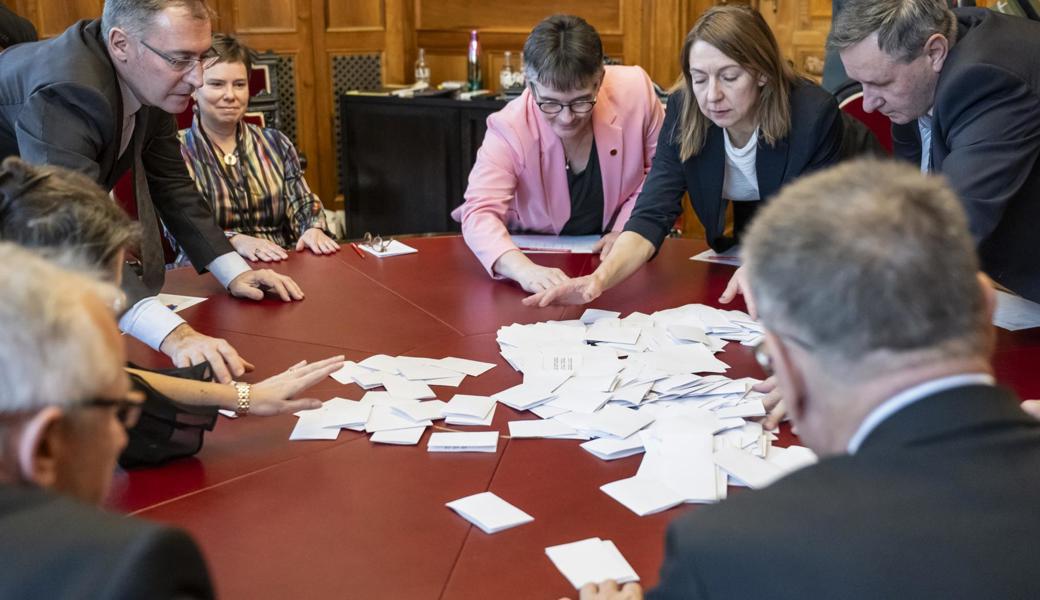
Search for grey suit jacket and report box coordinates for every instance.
[0,485,214,599]
[0,19,233,302]
[648,384,1040,599]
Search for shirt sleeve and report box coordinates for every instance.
[207,252,251,288]
[118,297,186,351]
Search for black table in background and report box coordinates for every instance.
[339,94,508,238]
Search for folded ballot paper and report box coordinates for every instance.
[545,537,639,590]
[445,492,534,534]
[427,431,499,453]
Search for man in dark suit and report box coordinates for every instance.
[830,0,1040,303]
[573,160,1040,600]
[0,0,306,383]
[0,244,213,599]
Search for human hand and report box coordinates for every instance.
[523,274,603,307]
[1022,400,1040,420]
[228,269,305,302]
[229,233,289,262]
[296,228,341,255]
[593,232,622,260]
[516,263,569,294]
[754,376,786,430]
[718,265,755,318]
[559,580,644,600]
[248,355,346,416]
[159,323,254,384]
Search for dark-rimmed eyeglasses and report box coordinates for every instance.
[83,395,144,428]
[530,84,597,115]
[362,232,393,253]
[140,39,220,73]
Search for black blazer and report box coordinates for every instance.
[624,81,842,252]
[0,19,232,300]
[0,485,214,599]
[893,9,1040,302]
[648,384,1040,599]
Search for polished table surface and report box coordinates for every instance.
[113,236,1040,599]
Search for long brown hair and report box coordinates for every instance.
[674,5,797,161]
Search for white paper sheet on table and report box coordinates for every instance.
[512,234,600,254]
[365,405,433,432]
[289,414,341,441]
[370,426,426,445]
[443,394,496,419]
[381,375,436,400]
[156,293,207,313]
[581,436,646,461]
[545,537,639,590]
[689,247,741,266]
[392,400,446,422]
[492,383,556,411]
[993,290,1040,331]
[601,476,686,516]
[360,239,418,257]
[445,492,534,534]
[713,445,785,489]
[446,404,497,427]
[428,431,500,453]
[580,309,621,324]
[434,357,497,376]
[358,354,401,373]
[507,419,578,439]
[584,405,655,439]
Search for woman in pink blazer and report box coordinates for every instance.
[452,14,664,292]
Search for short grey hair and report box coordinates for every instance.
[743,159,987,375]
[0,243,125,417]
[828,0,957,63]
[523,14,605,92]
[101,0,212,39]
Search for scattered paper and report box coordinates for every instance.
[370,426,426,445]
[446,492,534,534]
[600,476,686,516]
[428,431,499,453]
[545,538,639,590]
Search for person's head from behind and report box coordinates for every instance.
[675,4,798,161]
[194,33,254,132]
[522,14,604,141]
[0,244,138,505]
[830,0,956,124]
[743,160,994,455]
[102,0,217,114]
[0,156,138,282]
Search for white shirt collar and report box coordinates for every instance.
[846,373,995,454]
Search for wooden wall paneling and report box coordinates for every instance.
[622,0,644,67]
[327,0,384,31]
[232,0,296,33]
[25,0,100,38]
[416,0,622,34]
[645,0,687,86]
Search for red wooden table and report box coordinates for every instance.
[111,236,1040,599]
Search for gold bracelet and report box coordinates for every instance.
[233,382,251,416]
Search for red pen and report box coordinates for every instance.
[350,242,366,259]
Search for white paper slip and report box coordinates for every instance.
[370,426,426,445]
[320,398,374,428]
[585,322,641,345]
[445,492,534,534]
[156,293,207,313]
[545,538,639,590]
[392,400,446,422]
[445,404,497,427]
[579,308,621,324]
[993,290,1040,331]
[585,405,655,439]
[512,234,599,254]
[360,239,418,257]
[547,391,611,414]
[601,476,686,516]
[289,414,341,441]
[714,399,767,420]
[714,446,785,489]
[492,383,556,411]
[357,354,400,373]
[425,374,466,387]
[508,419,578,439]
[360,391,418,406]
[580,436,645,461]
[428,431,499,453]
[434,357,497,377]
[381,375,436,400]
[217,409,237,418]
[667,323,711,345]
[396,362,460,381]
[689,247,741,266]
[530,404,570,419]
[365,405,433,433]
[444,394,496,419]
[765,445,818,474]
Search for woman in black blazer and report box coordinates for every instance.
[526,4,843,307]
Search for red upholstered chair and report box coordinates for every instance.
[839,91,893,154]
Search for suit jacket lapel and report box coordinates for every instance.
[691,126,726,244]
[858,385,1036,454]
[756,133,790,200]
[592,94,624,230]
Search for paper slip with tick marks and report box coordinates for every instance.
[427,431,500,453]
[445,492,534,534]
[545,538,639,590]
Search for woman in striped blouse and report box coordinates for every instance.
[179,34,339,263]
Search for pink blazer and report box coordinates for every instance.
[451,65,664,275]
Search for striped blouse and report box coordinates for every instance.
[178,114,327,248]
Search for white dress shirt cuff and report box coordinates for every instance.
[208,252,251,288]
[118,296,186,351]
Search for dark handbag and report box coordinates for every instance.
[119,362,220,469]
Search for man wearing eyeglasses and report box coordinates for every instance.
[576,160,1040,600]
[0,0,304,385]
[0,244,213,599]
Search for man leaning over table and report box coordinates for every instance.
[568,160,1040,600]
[0,244,214,599]
[0,0,304,383]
